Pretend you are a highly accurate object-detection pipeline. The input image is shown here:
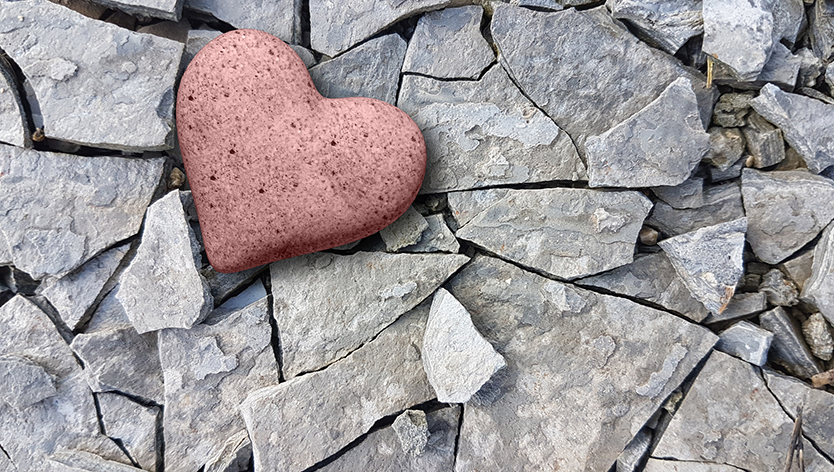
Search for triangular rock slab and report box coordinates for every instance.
[455,188,653,280]
[447,255,717,472]
[764,368,834,459]
[270,251,469,378]
[241,303,435,472]
[98,392,159,472]
[802,222,834,325]
[658,218,747,315]
[158,297,279,472]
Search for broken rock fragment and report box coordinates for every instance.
[97,392,159,472]
[185,0,300,43]
[646,182,744,237]
[0,55,30,148]
[705,127,745,171]
[764,368,834,459]
[803,313,834,361]
[403,214,460,254]
[0,354,57,409]
[379,206,429,252]
[607,0,703,55]
[759,307,823,379]
[392,410,429,457]
[801,222,834,325]
[759,268,799,306]
[711,93,754,127]
[715,320,773,366]
[652,177,704,210]
[88,0,184,20]
[742,111,785,169]
[703,292,768,324]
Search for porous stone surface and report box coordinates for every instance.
[270,251,468,378]
[607,0,702,55]
[379,206,430,252]
[802,222,834,325]
[455,188,653,279]
[0,0,183,151]
[185,0,300,43]
[402,6,494,79]
[760,307,823,379]
[715,320,773,366]
[0,55,30,148]
[392,409,429,456]
[0,145,163,280]
[803,313,834,361]
[646,182,744,237]
[97,392,159,472]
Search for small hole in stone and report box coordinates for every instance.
[330,141,336,146]
[259,188,265,194]
[188,95,194,101]
[229,149,236,155]
[210,175,217,181]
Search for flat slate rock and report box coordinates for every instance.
[586,77,708,188]
[802,222,834,326]
[751,83,834,174]
[742,169,834,264]
[764,368,834,459]
[117,190,213,333]
[241,303,435,472]
[270,251,469,378]
[0,55,30,148]
[87,0,184,20]
[647,182,744,238]
[399,66,585,194]
[643,459,748,471]
[403,214,460,253]
[0,145,163,279]
[0,0,183,151]
[703,291,768,324]
[45,450,141,472]
[200,264,267,308]
[652,176,704,210]
[658,218,747,315]
[455,188,653,280]
[379,206,430,252]
[446,188,509,230]
[577,252,710,322]
[759,307,823,379]
[98,392,159,472]
[702,0,773,81]
[159,298,279,472]
[715,320,773,366]
[490,4,715,154]
[448,255,717,472]
[185,0,300,43]
[402,6,494,79]
[607,0,703,55]
[309,33,406,106]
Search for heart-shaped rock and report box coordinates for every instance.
[177,30,426,273]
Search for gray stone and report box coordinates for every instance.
[422,288,506,403]
[117,190,213,333]
[810,0,834,63]
[0,0,183,151]
[802,222,834,325]
[309,0,453,56]
[759,307,823,379]
[797,47,826,89]
[184,0,300,43]
[446,188,509,230]
[88,0,184,20]
[715,320,773,366]
[456,188,652,280]
[399,67,585,194]
[490,5,715,154]
[759,268,799,306]
[711,93,754,127]
[403,214,460,254]
[0,146,163,280]
[402,6,493,79]
[652,177,704,210]
[704,127,745,171]
[241,303,435,472]
[36,243,130,331]
[713,42,802,90]
[643,458,754,471]
[827,62,834,91]
[742,169,834,264]
[658,218,747,315]
[136,20,190,42]
[586,77,709,188]
[751,83,834,174]
[804,313,834,361]
[0,55,30,148]
[702,292,768,324]
[711,158,745,183]
[290,45,317,69]
[742,111,785,169]
[218,279,266,311]
[97,392,158,472]
[577,252,710,323]
[317,406,459,472]
[616,428,652,472]
[200,264,267,308]
[780,250,815,291]
[204,431,251,472]
[309,34,406,105]
[183,28,222,69]
[46,450,140,472]
[392,410,429,456]
[380,207,430,252]
[159,298,279,472]
[607,0,702,55]
[270,251,469,378]
[448,255,717,472]
[0,354,57,409]
[647,184,745,238]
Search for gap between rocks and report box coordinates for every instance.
[92,392,141,468]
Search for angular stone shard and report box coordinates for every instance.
[46,450,139,472]
[742,169,834,264]
[204,430,251,472]
[184,0,300,43]
[200,264,267,308]
[422,288,505,403]
[577,252,709,323]
[810,0,834,63]
[456,188,652,280]
[759,307,823,379]
[648,185,744,239]
[241,304,435,472]
[402,6,494,80]
[159,298,279,472]
[705,127,745,171]
[713,42,802,91]
[751,83,834,173]
[97,392,158,472]
[448,255,717,472]
[446,188,509,230]
[781,250,815,291]
[802,223,834,325]
[183,28,222,69]
[742,111,785,169]
[759,268,799,306]
[712,93,754,127]
[404,214,460,254]
[380,207,430,252]
[586,77,709,188]
[87,0,184,20]
[702,292,768,324]
[0,146,163,280]
[0,354,57,409]
[218,279,266,311]
[0,0,183,151]
[309,34,406,106]
[392,410,429,456]
[657,218,747,315]
[490,5,715,154]
[715,320,773,366]
[616,428,652,472]
[0,55,30,148]
[709,157,744,182]
[399,67,585,194]
[607,0,702,55]
[652,177,704,210]
[270,251,468,378]
[803,313,834,361]
[764,368,834,459]
[117,190,213,333]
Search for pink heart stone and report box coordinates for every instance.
[177,29,426,273]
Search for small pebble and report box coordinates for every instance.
[803,313,834,361]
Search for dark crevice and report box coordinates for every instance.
[0,47,36,147]
[647,457,749,472]
[298,0,310,48]
[92,392,141,468]
[262,269,285,382]
[155,404,165,472]
[25,294,75,345]
[0,442,10,460]
[419,178,590,198]
[451,403,465,470]
[572,0,607,11]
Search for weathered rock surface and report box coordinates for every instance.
[97,392,158,472]
[380,206,430,252]
[703,292,768,324]
[0,0,183,151]
[183,28,222,69]
[241,303,435,472]
[810,0,834,63]
[490,4,715,154]
[607,0,702,55]
[218,279,266,311]
[46,450,140,472]
[446,188,509,230]
[742,111,785,169]
[0,146,163,279]
[643,459,748,471]
[270,251,468,378]
[646,182,744,237]
[764,368,834,459]
[0,55,30,148]
[392,409,429,456]
[200,264,267,308]
[404,214,460,253]
[802,223,834,325]
[658,218,747,315]
[759,268,799,306]
[159,298,279,472]
[709,156,745,182]
[652,177,704,210]
[616,428,652,472]
[803,313,834,361]
[402,6,493,79]
[184,0,300,43]
[712,93,754,127]
[577,252,709,322]
[586,77,709,188]
[751,83,834,174]
[422,288,505,403]
[713,42,802,91]
[88,0,184,20]
[117,190,213,333]
[760,307,823,379]
[705,127,745,172]
[715,320,773,366]
[742,169,834,264]
[456,188,652,280]
[204,430,251,472]
[309,34,406,106]
[398,66,585,194]
[0,354,57,409]
[781,250,815,291]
